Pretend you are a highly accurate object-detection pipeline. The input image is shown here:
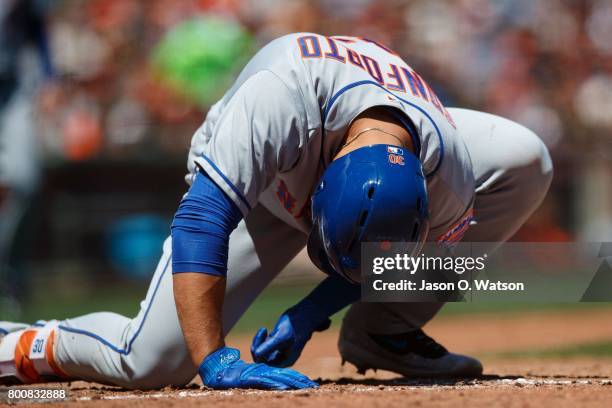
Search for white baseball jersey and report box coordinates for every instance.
[187,33,475,242]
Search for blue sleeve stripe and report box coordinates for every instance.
[322,80,444,178]
[199,154,252,211]
[172,262,225,276]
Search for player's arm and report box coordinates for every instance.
[171,70,314,389]
[172,169,240,364]
[171,170,237,384]
[173,273,225,366]
[252,106,417,367]
[172,171,317,390]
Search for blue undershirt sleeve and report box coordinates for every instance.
[171,169,243,276]
[286,275,361,329]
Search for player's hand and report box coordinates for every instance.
[199,347,318,390]
[251,305,331,367]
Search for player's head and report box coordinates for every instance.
[307,144,429,284]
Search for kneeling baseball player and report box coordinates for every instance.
[0,33,552,390]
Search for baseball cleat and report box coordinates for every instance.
[338,324,483,378]
[1,321,67,384]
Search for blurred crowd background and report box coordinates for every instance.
[1,0,611,318]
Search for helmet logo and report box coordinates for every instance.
[388,154,405,166]
[387,146,403,155]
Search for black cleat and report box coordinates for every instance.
[339,326,482,378]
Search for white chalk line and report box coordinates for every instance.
[73,378,612,402]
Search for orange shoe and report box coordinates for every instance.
[1,324,68,384]
[14,329,41,382]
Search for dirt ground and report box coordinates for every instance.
[3,308,612,407]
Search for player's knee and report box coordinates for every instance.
[507,126,554,196]
[122,363,194,389]
[119,353,195,389]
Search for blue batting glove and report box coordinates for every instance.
[199,346,318,390]
[251,301,331,367]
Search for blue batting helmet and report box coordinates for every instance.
[307,144,429,284]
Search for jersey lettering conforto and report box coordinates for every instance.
[437,208,474,248]
[296,35,456,128]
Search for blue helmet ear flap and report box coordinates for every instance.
[306,220,335,277]
[307,184,350,280]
